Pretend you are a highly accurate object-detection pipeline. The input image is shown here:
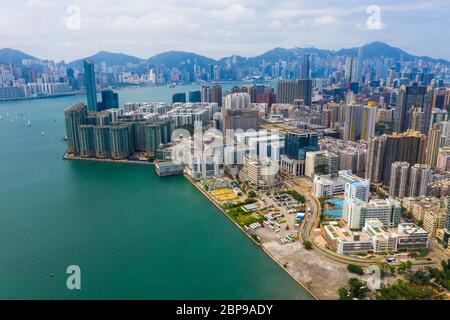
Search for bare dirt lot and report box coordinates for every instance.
[263,240,368,300]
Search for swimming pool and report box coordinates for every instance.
[325,198,344,208]
[324,209,343,218]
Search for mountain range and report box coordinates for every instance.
[1,42,449,68]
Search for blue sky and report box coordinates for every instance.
[0,0,449,61]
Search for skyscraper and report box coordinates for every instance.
[284,131,319,161]
[356,46,364,82]
[222,93,258,134]
[211,85,222,107]
[389,162,410,198]
[395,84,433,134]
[343,104,364,141]
[365,136,386,183]
[360,105,377,140]
[276,79,312,106]
[99,88,119,111]
[425,124,441,168]
[172,92,186,103]
[301,54,311,79]
[409,164,432,197]
[83,59,97,112]
[381,130,427,186]
[345,57,358,83]
[64,103,87,154]
[189,90,201,103]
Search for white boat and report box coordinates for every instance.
[27,120,31,127]
[41,130,45,136]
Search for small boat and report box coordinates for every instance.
[27,120,31,127]
[41,130,45,136]
[0,115,2,120]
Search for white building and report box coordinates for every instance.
[305,150,339,178]
[339,170,370,201]
[343,198,401,230]
[239,155,280,190]
[223,92,251,112]
[313,175,345,198]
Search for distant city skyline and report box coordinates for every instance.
[1,0,450,61]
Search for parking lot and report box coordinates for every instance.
[247,192,308,245]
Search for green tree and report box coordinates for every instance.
[347,264,364,276]
[303,241,313,250]
[338,278,368,300]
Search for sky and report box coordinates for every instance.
[0,0,449,62]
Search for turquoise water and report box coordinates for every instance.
[0,83,311,299]
[324,199,344,218]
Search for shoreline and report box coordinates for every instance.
[63,152,154,166]
[183,174,319,300]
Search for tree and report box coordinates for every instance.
[348,278,368,299]
[338,278,368,300]
[397,261,413,273]
[408,269,430,286]
[338,288,351,300]
[347,264,364,276]
[248,191,257,198]
[378,262,395,278]
[303,241,313,250]
[376,279,437,300]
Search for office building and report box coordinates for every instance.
[284,131,319,161]
[305,150,339,178]
[99,88,119,111]
[238,155,280,190]
[83,59,97,112]
[172,92,186,103]
[189,91,201,103]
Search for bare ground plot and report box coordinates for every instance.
[262,240,368,300]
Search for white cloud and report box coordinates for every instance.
[0,0,448,61]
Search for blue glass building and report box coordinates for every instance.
[283,131,318,160]
[83,59,97,112]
